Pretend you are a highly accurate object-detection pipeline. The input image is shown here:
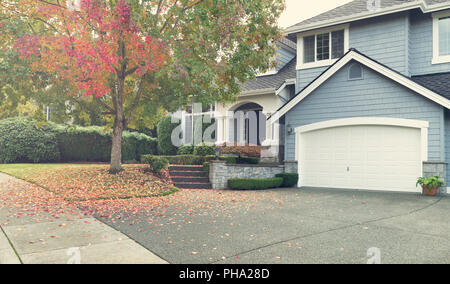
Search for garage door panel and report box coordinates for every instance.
[299,124,422,193]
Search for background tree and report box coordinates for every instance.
[1,0,285,173]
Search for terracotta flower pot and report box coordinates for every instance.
[422,185,439,196]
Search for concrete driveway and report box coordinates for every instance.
[100,187,450,264]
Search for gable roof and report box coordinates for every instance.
[268,49,450,122]
[286,0,450,35]
[242,56,296,93]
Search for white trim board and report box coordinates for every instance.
[269,49,450,123]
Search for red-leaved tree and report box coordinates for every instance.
[2,0,284,173]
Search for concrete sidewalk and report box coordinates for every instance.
[0,173,168,264]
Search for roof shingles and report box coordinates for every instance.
[243,57,296,92]
[411,73,450,100]
[288,0,450,32]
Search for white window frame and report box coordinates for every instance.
[432,10,450,65]
[296,24,349,70]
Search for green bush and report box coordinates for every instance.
[0,118,60,163]
[157,116,179,155]
[141,155,169,173]
[178,145,194,155]
[237,156,259,164]
[193,143,215,156]
[218,156,259,164]
[219,156,237,164]
[275,173,299,187]
[141,154,215,165]
[228,178,283,190]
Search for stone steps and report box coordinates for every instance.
[169,165,212,189]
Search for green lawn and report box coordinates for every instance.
[0,163,177,201]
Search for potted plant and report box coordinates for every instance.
[416,176,445,196]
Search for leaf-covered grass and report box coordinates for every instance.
[0,164,177,201]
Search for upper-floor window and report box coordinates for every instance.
[297,25,349,70]
[432,11,450,64]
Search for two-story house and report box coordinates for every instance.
[185,0,450,194]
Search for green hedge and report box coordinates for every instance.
[219,156,237,164]
[219,156,259,164]
[141,154,215,165]
[228,177,283,190]
[0,118,156,163]
[275,173,299,187]
[50,124,157,162]
[0,118,60,163]
[157,116,179,155]
[141,155,169,173]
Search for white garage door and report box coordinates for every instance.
[298,123,423,192]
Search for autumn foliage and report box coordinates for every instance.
[1,0,284,172]
[13,0,166,98]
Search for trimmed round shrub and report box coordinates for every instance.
[157,116,179,155]
[178,145,194,155]
[193,143,215,156]
[228,177,283,190]
[142,155,169,173]
[275,173,299,187]
[0,118,60,163]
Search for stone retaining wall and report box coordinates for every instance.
[209,160,298,190]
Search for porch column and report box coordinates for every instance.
[262,111,272,146]
[223,111,233,144]
[215,113,225,145]
[238,111,245,145]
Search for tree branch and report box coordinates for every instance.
[160,0,204,33]
[125,79,144,125]
[95,97,115,113]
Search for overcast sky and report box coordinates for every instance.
[279,0,353,28]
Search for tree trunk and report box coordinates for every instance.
[110,76,125,174]
[110,117,124,173]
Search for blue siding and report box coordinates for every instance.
[409,10,450,75]
[296,13,410,94]
[285,61,445,161]
[445,111,450,184]
[350,13,409,75]
[276,47,295,71]
[296,67,327,93]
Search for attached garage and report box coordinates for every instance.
[295,118,429,193]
